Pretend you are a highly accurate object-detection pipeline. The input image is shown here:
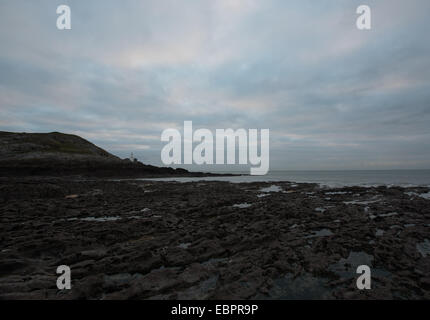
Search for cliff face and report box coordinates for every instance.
[0,131,189,177]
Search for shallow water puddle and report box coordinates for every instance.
[260,185,283,193]
[380,212,398,217]
[370,212,398,220]
[178,243,191,249]
[325,191,349,195]
[375,229,384,237]
[68,216,121,222]
[417,239,430,257]
[344,197,381,205]
[201,257,229,266]
[232,203,252,209]
[66,214,159,222]
[305,229,333,238]
[406,191,430,199]
[328,251,391,279]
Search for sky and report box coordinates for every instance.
[1,0,430,171]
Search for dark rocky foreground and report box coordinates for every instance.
[1,178,430,300]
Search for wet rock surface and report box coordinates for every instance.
[1,178,430,299]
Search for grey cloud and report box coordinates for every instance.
[0,0,429,170]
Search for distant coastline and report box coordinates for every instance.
[137,169,430,188]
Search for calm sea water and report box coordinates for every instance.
[141,170,430,187]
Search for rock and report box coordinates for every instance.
[1,178,429,299]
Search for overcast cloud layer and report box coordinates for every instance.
[1,0,430,171]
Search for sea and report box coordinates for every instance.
[140,170,430,188]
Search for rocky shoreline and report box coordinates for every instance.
[1,178,430,299]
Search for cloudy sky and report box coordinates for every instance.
[1,0,430,171]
